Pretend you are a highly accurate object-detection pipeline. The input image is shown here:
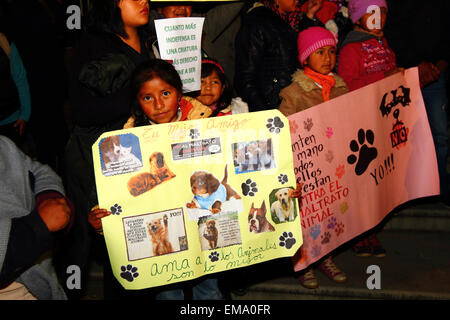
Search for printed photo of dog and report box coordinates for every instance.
[186,165,241,214]
[127,151,176,197]
[270,187,297,223]
[147,214,174,256]
[203,219,219,249]
[248,201,275,233]
[232,139,274,174]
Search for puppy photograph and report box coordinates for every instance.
[198,212,241,251]
[149,152,176,184]
[248,201,275,233]
[186,165,241,214]
[147,214,174,256]
[270,187,297,223]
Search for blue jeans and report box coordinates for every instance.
[421,70,449,195]
[155,278,223,300]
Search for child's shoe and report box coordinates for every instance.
[318,257,347,283]
[352,238,372,257]
[368,234,386,258]
[298,268,319,289]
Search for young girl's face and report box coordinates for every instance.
[138,77,181,124]
[306,45,336,75]
[196,70,225,107]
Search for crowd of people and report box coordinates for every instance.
[0,0,448,300]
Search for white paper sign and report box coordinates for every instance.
[155,17,205,93]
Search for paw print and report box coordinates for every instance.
[279,232,296,249]
[304,118,313,131]
[335,222,345,237]
[278,174,288,184]
[311,245,321,258]
[335,164,345,179]
[340,202,349,214]
[347,129,378,176]
[241,179,258,196]
[326,127,334,138]
[120,264,139,282]
[309,225,321,240]
[189,129,200,139]
[208,251,220,262]
[266,116,284,134]
[327,217,337,230]
[325,150,334,163]
[289,119,299,132]
[110,204,122,215]
[321,231,331,244]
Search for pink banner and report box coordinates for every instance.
[288,68,440,271]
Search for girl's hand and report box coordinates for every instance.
[306,0,323,19]
[291,183,304,199]
[88,206,111,234]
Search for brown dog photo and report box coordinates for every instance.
[248,201,275,233]
[203,219,219,249]
[270,187,297,223]
[186,165,241,214]
[127,151,176,197]
[147,214,174,256]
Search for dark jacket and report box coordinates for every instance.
[235,4,300,112]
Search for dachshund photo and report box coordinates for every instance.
[186,165,241,213]
[147,214,174,256]
[203,219,219,249]
[271,187,296,222]
[248,201,275,233]
[127,151,176,197]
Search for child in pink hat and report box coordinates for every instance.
[279,26,349,289]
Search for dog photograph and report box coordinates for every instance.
[269,187,298,223]
[248,201,275,234]
[232,139,275,174]
[198,212,241,251]
[123,209,188,260]
[127,151,176,197]
[185,165,242,219]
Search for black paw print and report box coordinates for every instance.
[241,179,258,196]
[208,251,220,262]
[278,174,288,184]
[347,129,378,176]
[321,231,331,244]
[190,129,200,139]
[279,232,296,249]
[120,264,139,282]
[266,116,284,134]
[110,204,122,215]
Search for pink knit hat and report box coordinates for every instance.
[348,0,387,23]
[297,27,337,65]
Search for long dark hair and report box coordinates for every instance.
[129,59,183,127]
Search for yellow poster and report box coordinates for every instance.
[93,110,302,290]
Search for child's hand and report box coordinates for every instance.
[88,205,111,234]
[291,183,304,199]
[306,0,323,19]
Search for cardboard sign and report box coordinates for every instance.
[93,110,302,290]
[288,68,439,270]
[155,17,204,93]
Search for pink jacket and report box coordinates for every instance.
[337,31,396,91]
